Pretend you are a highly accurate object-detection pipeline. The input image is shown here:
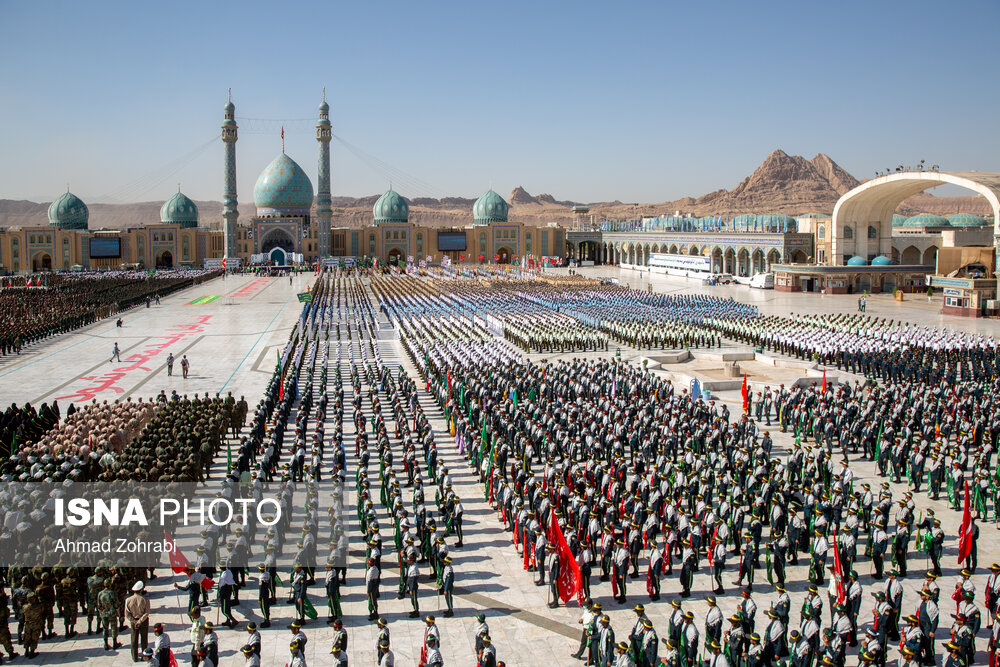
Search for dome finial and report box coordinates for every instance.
[66,182,69,193]
[228,87,231,103]
[322,86,326,103]
[178,183,181,193]
[281,126,285,154]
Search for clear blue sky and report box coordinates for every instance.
[1,0,997,205]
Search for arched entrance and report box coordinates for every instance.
[724,248,736,274]
[712,247,723,273]
[766,249,781,271]
[156,250,173,268]
[751,249,765,274]
[496,246,512,264]
[268,247,287,265]
[737,248,750,277]
[31,252,52,272]
[387,249,403,265]
[261,229,295,259]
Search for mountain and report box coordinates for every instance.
[0,151,989,230]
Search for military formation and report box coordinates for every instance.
[1,265,1000,665]
[0,270,219,357]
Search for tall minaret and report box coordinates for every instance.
[315,89,332,258]
[222,90,239,258]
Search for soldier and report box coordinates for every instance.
[325,563,343,623]
[98,578,120,650]
[153,623,171,667]
[441,555,455,617]
[256,565,272,628]
[125,580,151,662]
[36,572,56,639]
[12,576,30,643]
[0,596,19,662]
[366,557,381,621]
[22,592,44,659]
[57,568,79,638]
[240,644,259,667]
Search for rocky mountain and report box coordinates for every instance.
[0,151,989,230]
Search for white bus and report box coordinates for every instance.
[647,253,712,277]
[749,272,774,289]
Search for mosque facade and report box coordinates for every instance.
[0,96,564,271]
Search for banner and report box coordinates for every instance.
[958,480,974,563]
[551,513,582,603]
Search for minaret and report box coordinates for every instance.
[315,89,332,258]
[222,90,239,258]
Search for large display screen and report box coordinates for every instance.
[89,237,122,258]
[437,232,467,252]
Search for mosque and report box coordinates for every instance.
[0,96,565,272]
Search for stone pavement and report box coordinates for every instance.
[3,268,1000,666]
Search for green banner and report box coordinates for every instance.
[297,292,313,302]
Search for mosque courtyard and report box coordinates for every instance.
[1,266,998,667]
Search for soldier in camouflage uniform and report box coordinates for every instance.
[11,576,31,643]
[57,568,79,638]
[111,568,128,631]
[21,592,42,658]
[87,568,106,635]
[36,571,56,639]
[0,595,19,660]
[97,579,120,650]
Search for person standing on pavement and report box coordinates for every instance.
[181,354,190,378]
[152,623,170,667]
[167,352,175,376]
[111,342,121,362]
[125,581,150,662]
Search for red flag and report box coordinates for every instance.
[958,479,975,563]
[279,379,285,402]
[741,373,749,414]
[168,650,178,667]
[645,560,655,596]
[551,513,582,603]
[281,126,284,141]
[822,369,827,393]
[221,257,227,270]
[190,571,215,591]
[832,534,846,605]
[611,561,619,598]
[523,541,531,570]
[163,531,190,574]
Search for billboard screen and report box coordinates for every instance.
[437,232,467,252]
[89,237,122,258]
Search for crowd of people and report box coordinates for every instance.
[0,270,220,357]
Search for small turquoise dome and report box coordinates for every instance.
[871,255,892,266]
[946,213,987,227]
[254,153,314,216]
[319,100,329,114]
[903,213,949,227]
[846,256,868,266]
[891,214,907,226]
[373,189,409,224]
[47,191,89,230]
[473,189,509,226]
[160,190,199,227]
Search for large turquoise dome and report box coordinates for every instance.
[902,213,949,227]
[47,191,89,230]
[160,190,199,227]
[946,213,987,227]
[253,153,314,216]
[473,189,509,226]
[373,189,409,224]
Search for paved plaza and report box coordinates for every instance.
[1,267,999,666]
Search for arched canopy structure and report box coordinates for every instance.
[832,171,1000,266]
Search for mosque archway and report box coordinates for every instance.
[627,244,635,265]
[31,252,52,272]
[641,244,650,266]
[737,248,750,277]
[156,250,173,268]
[261,229,295,256]
[496,246,512,264]
[901,246,921,265]
[724,248,736,274]
[268,247,287,265]
[923,246,939,267]
[712,247,723,273]
[751,249,765,274]
[766,249,781,270]
[689,245,700,256]
[669,245,679,255]
[791,250,808,263]
[387,249,403,265]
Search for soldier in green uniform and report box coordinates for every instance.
[111,567,128,631]
[98,579,120,650]
[87,567,106,635]
[11,577,31,643]
[36,572,56,639]
[57,569,79,638]
[21,592,43,659]
[0,595,19,661]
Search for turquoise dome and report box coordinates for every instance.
[160,190,199,227]
[903,213,949,227]
[473,189,509,226]
[373,189,409,224]
[891,214,907,226]
[871,255,892,266]
[846,256,868,266]
[253,153,314,216]
[47,191,89,230]
[946,213,987,227]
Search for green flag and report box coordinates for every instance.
[302,596,318,619]
[874,420,884,460]
[226,440,232,471]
